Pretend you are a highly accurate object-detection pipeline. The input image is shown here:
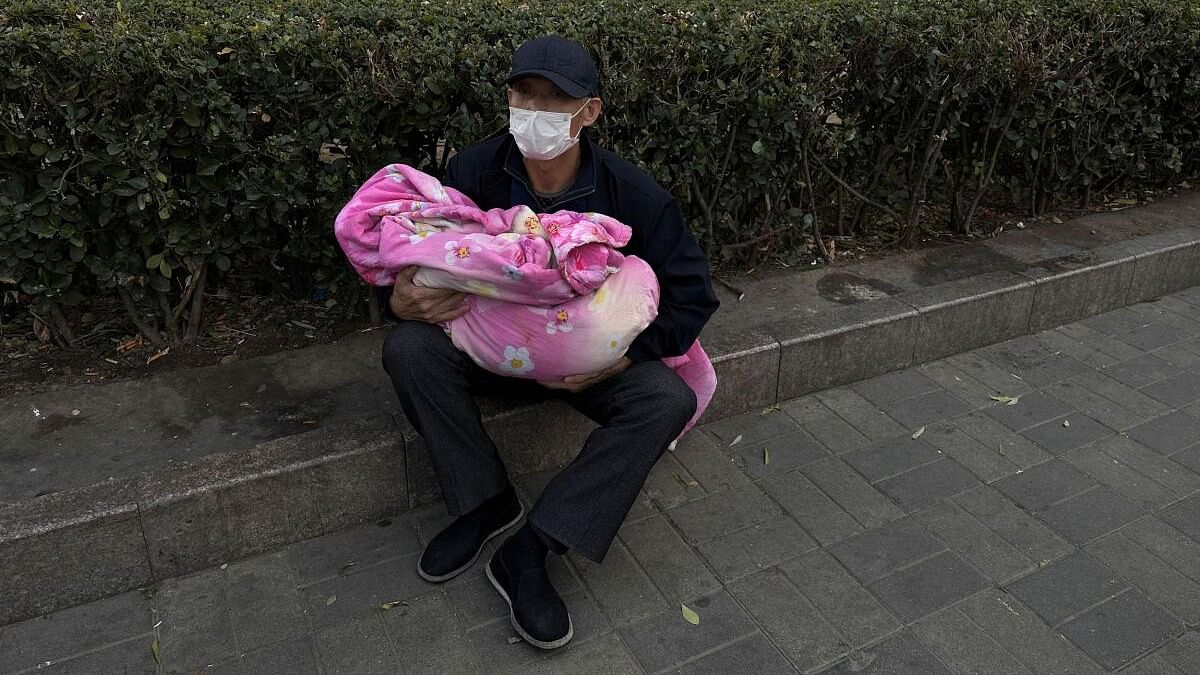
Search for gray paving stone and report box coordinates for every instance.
[1151,342,1200,369]
[1082,307,1152,336]
[1120,517,1200,587]
[1156,631,1200,672]
[1120,322,1192,351]
[38,636,156,675]
[300,553,429,629]
[1174,444,1200,475]
[852,369,941,407]
[1143,370,1200,408]
[620,515,720,604]
[666,633,794,675]
[814,388,909,442]
[951,411,1053,468]
[1039,485,1146,544]
[695,515,817,581]
[918,359,1000,406]
[801,413,874,455]
[643,452,707,510]
[569,540,666,626]
[875,459,982,512]
[1087,532,1200,625]
[728,569,852,673]
[521,633,641,675]
[1064,437,1193,511]
[1005,552,1129,625]
[154,568,236,670]
[828,517,945,584]
[920,420,1022,483]
[866,550,990,623]
[843,435,943,483]
[760,469,865,546]
[980,336,1092,387]
[1059,590,1184,670]
[877,389,972,430]
[953,486,1073,567]
[706,409,800,447]
[0,589,152,674]
[666,484,781,544]
[911,606,1033,675]
[668,431,751,493]
[1105,353,1185,388]
[1036,325,1137,368]
[226,550,308,649]
[820,630,954,675]
[984,391,1076,432]
[801,459,907,530]
[295,517,420,585]
[1160,494,1200,545]
[1130,299,1200,335]
[1071,369,1173,420]
[1057,322,1145,363]
[779,394,833,424]
[1128,411,1200,456]
[912,499,1035,583]
[995,459,1097,512]
[1045,377,1160,431]
[735,431,829,479]
[779,549,901,648]
[313,614,397,675]
[1020,413,1113,455]
[956,588,1104,674]
[616,590,757,673]
[217,635,319,675]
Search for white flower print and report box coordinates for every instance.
[444,240,480,266]
[545,308,574,335]
[499,346,535,375]
[408,227,434,245]
[603,332,624,356]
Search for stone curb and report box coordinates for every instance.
[3,224,1199,626]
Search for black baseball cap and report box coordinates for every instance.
[506,36,599,99]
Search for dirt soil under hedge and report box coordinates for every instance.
[1,182,1192,399]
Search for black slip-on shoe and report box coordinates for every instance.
[417,488,524,583]
[485,544,573,649]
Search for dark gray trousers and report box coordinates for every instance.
[381,320,697,562]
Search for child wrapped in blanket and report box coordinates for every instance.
[334,163,715,438]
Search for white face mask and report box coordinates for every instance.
[509,100,590,161]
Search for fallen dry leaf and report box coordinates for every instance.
[325,594,337,606]
[912,426,925,439]
[729,435,743,447]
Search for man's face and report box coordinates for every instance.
[507,76,601,138]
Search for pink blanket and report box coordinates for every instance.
[335,163,716,438]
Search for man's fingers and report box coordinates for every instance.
[398,265,420,281]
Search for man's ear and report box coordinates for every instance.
[581,97,603,126]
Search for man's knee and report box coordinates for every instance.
[381,320,456,378]
[626,363,697,431]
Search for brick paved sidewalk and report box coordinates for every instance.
[8,290,1200,674]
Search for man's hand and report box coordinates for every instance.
[540,357,632,393]
[389,266,469,324]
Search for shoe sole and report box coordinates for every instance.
[485,551,574,650]
[416,503,526,583]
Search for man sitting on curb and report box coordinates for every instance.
[377,35,719,649]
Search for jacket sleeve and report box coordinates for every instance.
[373,154,465,322]
[624,198,720,362]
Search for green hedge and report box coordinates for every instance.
[2,0,1198,344]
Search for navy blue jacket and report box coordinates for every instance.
[376,130,719,363]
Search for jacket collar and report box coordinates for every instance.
[493,131,600,210]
